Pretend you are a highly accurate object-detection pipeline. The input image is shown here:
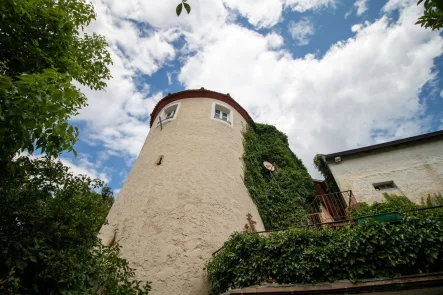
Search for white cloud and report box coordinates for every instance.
[354,0,368,16]
[223,0,283,28]
[178,0,443,176]
[284,0,335,12]
[22,153,111,183]
[288,17,315,46]
[75,0,442,182]
[265,32,285,49]
[167,72,173,85]
[74,0,340,161]
[351,23,363,32]
[440,89,443,98]
[72,0,175,158]
[60,155,111,183]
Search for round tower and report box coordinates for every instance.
[99,89,265,295]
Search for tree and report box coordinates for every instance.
[0,0,112,165]
[416,0,443,31]
[0,156,151,294]
[0,0,151,293]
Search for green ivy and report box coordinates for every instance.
[243,124,315,229]
[206,209,443,295]
[313,154,339,193]
[349,193,443,219]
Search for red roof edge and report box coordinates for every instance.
[149,89,254,127]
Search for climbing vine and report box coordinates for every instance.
[243,124,315,229]
[313,154,339,193]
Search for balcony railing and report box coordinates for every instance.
[307,190,359,228]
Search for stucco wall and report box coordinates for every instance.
[326,139,443,204]
[99,97,264,295]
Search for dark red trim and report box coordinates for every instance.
[150,89,254,127]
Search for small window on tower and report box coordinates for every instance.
[212,103,232,125]
[157,103,180,126]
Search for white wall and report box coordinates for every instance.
[327,138,443,204]
[99,96,264,295]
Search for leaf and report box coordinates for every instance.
[176,3,183,16]
[184,2,191,14]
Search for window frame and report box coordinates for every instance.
[211,102,233,127]
[373,181,396,191]
[156,102,180,127]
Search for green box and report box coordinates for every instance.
[356,212,402,224]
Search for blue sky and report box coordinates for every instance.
[61,0,443,196]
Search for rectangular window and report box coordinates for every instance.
[212,103,232,126]
[215,109,229,122]
[157,103,180,127]
[373,181,396,191]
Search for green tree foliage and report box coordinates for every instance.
[0,156,151,294]
[416,0,443,31]
[207,208,443,295]
[0,0,112,163]
[243,124,315,229]
[0,1,151,292]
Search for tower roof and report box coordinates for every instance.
[149,88,254,127]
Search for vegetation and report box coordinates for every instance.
[416,0,443,31]
[349,193,443,219]
[207,208,443,295]
[243,124,315,230]
[0,0,112,165]
[0,0,151,293]
[313,154,339,193]
[0,157,151,294]
[176,0,191,16]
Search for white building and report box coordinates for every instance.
[322,130,443,204]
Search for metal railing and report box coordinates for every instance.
[307,190,359,226]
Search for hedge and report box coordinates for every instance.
[206,209,443,295]
[243,124,315,229]
[349,193,443,218]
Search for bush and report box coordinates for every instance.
[0,157,151,294]
[206,209,443,295]
[349,193,443,219]
[243,124,315,229]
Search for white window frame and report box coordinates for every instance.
[211,102,233,127]
[156,102,180,127]
[373,181,396,191]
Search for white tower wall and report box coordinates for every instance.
[99,91,265,295]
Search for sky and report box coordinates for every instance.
[61,0,443,196]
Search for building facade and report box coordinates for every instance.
[99,89,264,295]
[323,131,443,204]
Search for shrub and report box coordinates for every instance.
[349,193,443,219]
[206,208,443,295]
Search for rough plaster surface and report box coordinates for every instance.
[327,139,443,204]
[99,97,265,295]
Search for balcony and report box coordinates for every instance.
[307,190,359,228]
